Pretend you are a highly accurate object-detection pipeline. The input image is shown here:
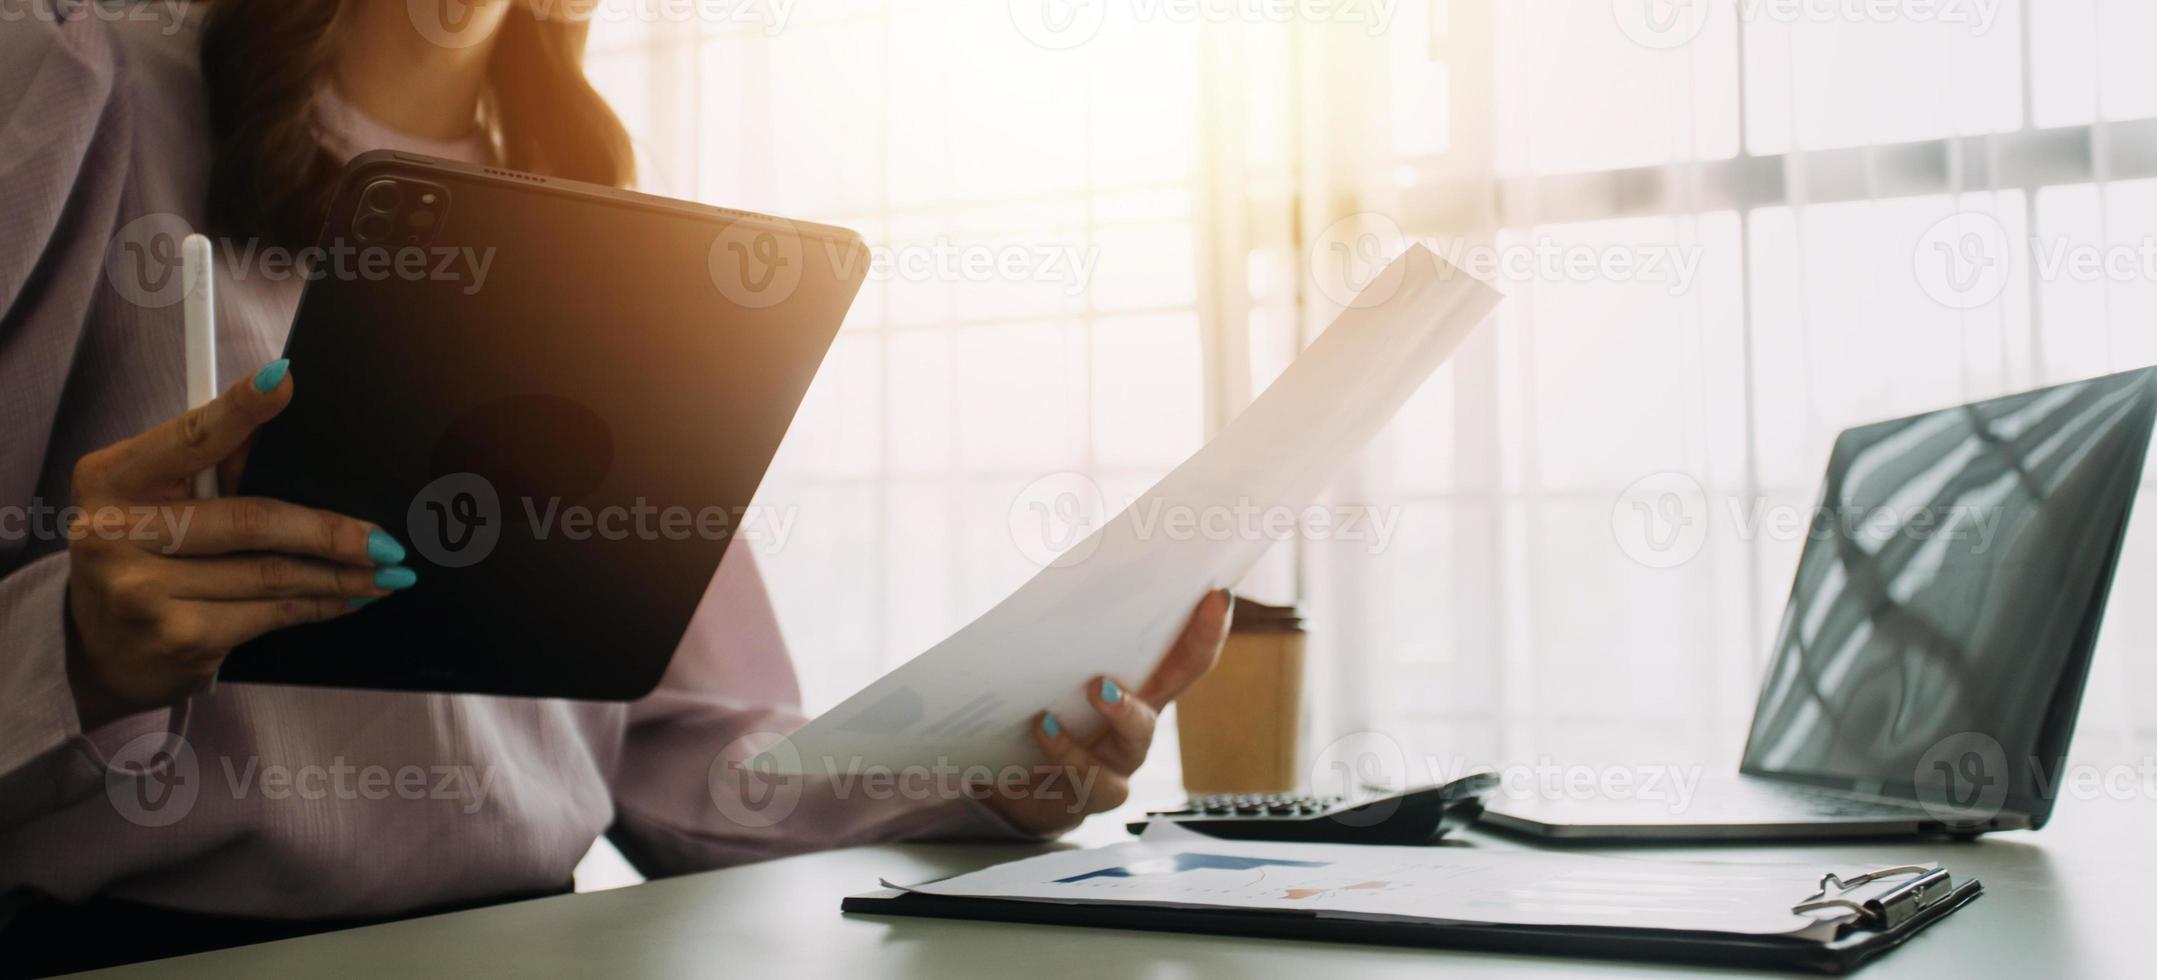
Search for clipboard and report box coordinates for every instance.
[843,863,1982,975]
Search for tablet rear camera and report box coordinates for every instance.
[361,179,404,213]
[351,177,448,247]
[353,211,393,243]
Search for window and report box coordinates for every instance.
[587,0,2157,784]
[586,2,1212,710]
[1347,0,2157,778]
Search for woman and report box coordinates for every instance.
[0,2,1230,972]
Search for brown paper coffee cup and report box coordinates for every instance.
[1173,597,1305,796]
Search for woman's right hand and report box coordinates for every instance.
[62,361,415,729]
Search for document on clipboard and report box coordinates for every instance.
[763,245,1503,776]
[845,827,1983,975]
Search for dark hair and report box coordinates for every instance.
[200,1,634,247]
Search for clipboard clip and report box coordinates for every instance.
[1793,865,1954,931]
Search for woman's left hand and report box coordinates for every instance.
[980,589,1234,836]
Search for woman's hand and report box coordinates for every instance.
[63,361,414,729]
[981,588,1234,836]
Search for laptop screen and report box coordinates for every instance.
[1740,368,2157,822]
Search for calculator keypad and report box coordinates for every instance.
[1132,775,1497,844]
[1150,793,1349,819]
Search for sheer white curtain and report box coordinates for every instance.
[584,2,1217,714]
[1321,0,2157,784]
[584,0,2157,788]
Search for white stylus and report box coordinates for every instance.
[182,234,219,500]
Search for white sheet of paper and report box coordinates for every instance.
[894,831,1919,941]
[766,245,1502,775]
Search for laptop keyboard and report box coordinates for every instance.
[1713,780,1929,819]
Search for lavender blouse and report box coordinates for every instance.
[0,4,1016,919]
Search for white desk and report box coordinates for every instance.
[77,798,2157,978]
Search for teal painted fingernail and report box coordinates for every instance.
[1041,713,1062,738]
[375,566,418,590]
[349,597,380,608]
[252,359,290,393]
[1101,678,1123,704]
[366,531,406,565]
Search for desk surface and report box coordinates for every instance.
[81,798,2157,978]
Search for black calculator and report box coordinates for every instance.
[1126,773,1498,845]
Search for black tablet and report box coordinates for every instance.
[220,151,866,700]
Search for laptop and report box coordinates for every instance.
[1484,367,2157,841]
